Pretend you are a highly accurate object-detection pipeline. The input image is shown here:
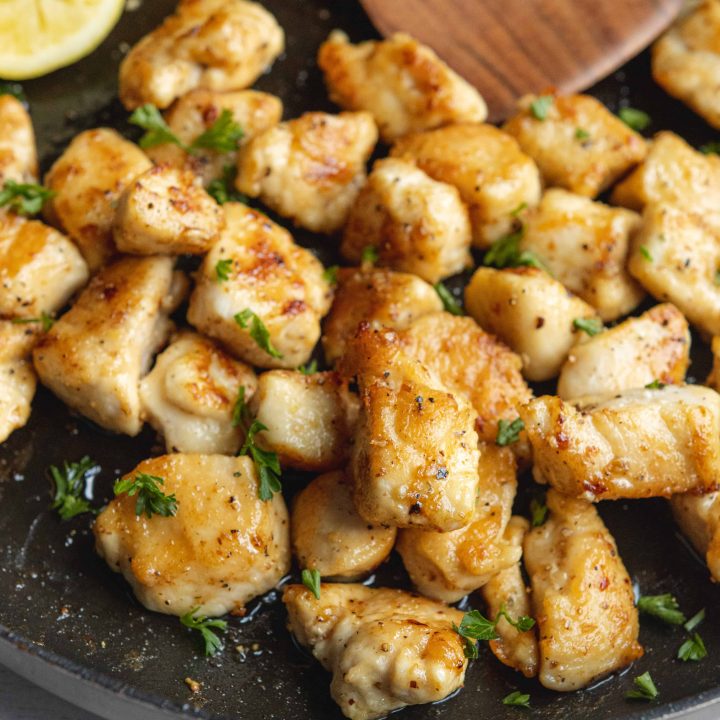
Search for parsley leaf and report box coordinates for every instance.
[573,317,603,336]
[298,359,318,375]
[0,180,55,216]
[301,568,321,599]
[700,142,720,155]
[645,379,666,390]
[361,245,379,265]
[231,386,250,428]
[639,245,652,262]
[322,265,339,285]
[453,606,535,659]
[207,164,246,205]
[530,496,548,527]
[619,107,651,132]
[503,691,531,708]
[234,309,283,359]
[626,671,658,701]
[180,607,228,656]
[637,593,685,625]
[678,633,707,662]
[11,311,54,332]
[239,420,282,501]
[685,608,706,633]
[215,258,233,283]
[530,95,553,121]
[510,202,528,217]
[483,229,547,272]
[496,417,524,446]
[114,472,178,518]
[189,109,244,153]
[49,456,100,520]
[0,82,26,103]
[434,282,463,316]
[130,104,184,150]
[575,127,591,141]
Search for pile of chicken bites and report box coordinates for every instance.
[5,0,720,717]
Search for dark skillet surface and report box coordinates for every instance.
[2,1,720,719]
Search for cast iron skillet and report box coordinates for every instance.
[2,1,720,719]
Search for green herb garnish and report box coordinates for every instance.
[322,265,339,285]
[678,633,707,662]
[49,456,100,520]
[180,607,228,656]
[645,379,666,390]
[231,386,249,428]
[483,229,547,272]
[503,691,531,708]
[530,496,548,528]
[234,309,283,359]
[301,568,321,599]
[700,142,720,155]
[619,107,651,132]
[298,359,318,375]
[453,606,535,659]
[626,671,658,701]
[530,95,553,121]
[434,282,463,316]
[496,418,524,446]
[573,317,603,336]
[639,245,652,262]
[361,245,379,265]
[113,472,178,518]
[0,180,55,216]
[215,258,233,283]
[239,420,282,501]
[11,311,54,332]
[575,127,590,141]
[637,594,685,625]
[191,109,244,153]
[207,164,246,205]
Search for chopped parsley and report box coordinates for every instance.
[129,104,184,150]
[301,568,321,599]
[322,265,339,285]
[231,386,250,428]
[503,691,531,708]
[530,495,548,527]
[180,607,227,656]
[239,420,282,501]
[496,417,524,446]
[298,359,318,375]
[191,109,244,153]
[0,180,55,216]
[573,317,603,336]
[215,258,233,283]
[645,379,666,390]
[625,671,658,701]
[453,606,535,659]
[575,127,591,141]
[361,245,379,265]
[0,82,26,103]
[434,282,463,316]
[530,95,553,121]
[113,472,178,519]
[510,202,528,217]
[678,633,707,662]
[619,107,651,132]
[483,229,547,272]
[207,164,246,205]
[639,245,652,262]
[11,311,54,332]
[637,593,685,625]
[49,456,100,520]
[685,608,706,633]
[700,142,720,155]
[234,309,283,359]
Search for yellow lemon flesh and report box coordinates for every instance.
[0,0,125,80]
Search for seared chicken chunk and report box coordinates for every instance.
[670,490,720,582]
[283,583,467,720]
[653,1,720,129]
[558,303,690,399]
[0,95,37,183]
[236,111,378,234]
[322,267,442,366]
[119,0,284,110]
[187,203,332,369]
[0,213,88,318]
[33,257,185,436]
[140,332,257,454]
[524,490,642,691]
[464,266,598,382]
[503,93,647,198]
[341,158,472,283]
[95,453,290,616]
[0,321,38,443]
[113,165,223,256]
[146,89,283,186]
[628,203,720,338]
[251,370,357,472]
[43,129,152,270]
[391,123,541,247]
[520,189,644,320]
[481,517,538,678]
[396,444,520,602]
[347,326,480,531]
[291,470,396,580]
[522,385,720,501]
[318,30,487,143]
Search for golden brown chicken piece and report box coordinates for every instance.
[236,111,378,234]
[670,490,720,582]
[119,0,284,110]
[520,189,644,321]
[291,470,396,580]
[283,583,467,720]
[503,93,647,198]
[653,1,720,129]
[396,444,520,602]
[521,385,720,501]
[43,129,152,270]
[251,370,358,472]
[94,454,290,616]
[341,158,472,284]
[0,213,88,319]
[0,95,37,184]
[318,30,487,143]
[139,331,257,454]
[481,517,539,678]
[347,325,480,532]
[391,123,541,247]
[0,321,38,443]
[558,303,690,399]
[146,89,283,186]
[524,490,642,691]
[33,256,186,436]
[321,267,442,366]
[464,266,598,382]
[187,203,332,369]
[113,165,223,256]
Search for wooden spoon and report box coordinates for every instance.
[360,0,684,121]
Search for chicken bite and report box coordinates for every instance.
[464,266,598,382]
[140,331,257,454]
[481,517,538,678]
[251,370,358,472]
[113,165,223,256]
[558,303,690,399]
[0,321,38,443]
[670,490,720,582]
[33,256,186,436]
[524,490,642,691]
[391,123,541,247]
[119,0,284,110]
[187,203,332,369]
[503,93,647,198]
[653,1,720,130]
[43,129,152,270]
[283,583,467,720]
[236,111,378,234]
[94,453,290,616]
[291,470,396,580]
[146,89,283,186]
[0,95,37,184]
[322,267,442,366]
[396,444,520,602]
[341,158,472,283]
[318,30,487,143]
[519,189,644,320]
[0,213,88,318]
[521,385,720,501]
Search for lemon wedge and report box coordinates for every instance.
[0,0,125,80]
